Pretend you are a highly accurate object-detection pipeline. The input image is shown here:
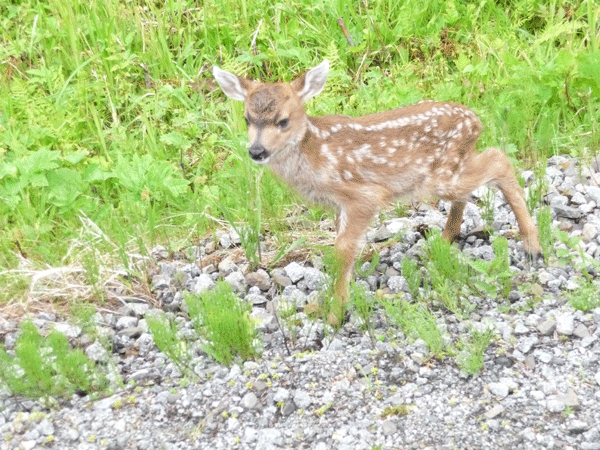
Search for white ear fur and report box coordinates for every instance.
[212,66,248,101]
[296,59,329,102]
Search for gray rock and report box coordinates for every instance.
[255,428,283,448]
[582,223,598,242]
[303,267,328,291]
[224,270,246,293]
[537,318,556,335]
[36,419,54,436]
[488,383,509,399]
[273,387,290,403]
[370,225,393,242]
[381,419,397,435]
[586,185,600,204]
[246,269,271,291]
[281,401,296,416]
[52,323,82,339]
[518,336,538,354]
[546,397,566,413]
[115,316,138,330]
[116,328,142,342]
[218,256,238,275]
[193,273,216,293]
[85,340,109,363]
[573,323,590,338]
[553,204,583,219]
[568,420,589,434]
[556,313,575,335]
[484,404,505,419]
[271,269,292,287]
[284,261,306,283]
[293,390,312,409]
[242,392,258,409]
[387,275,407,293]
[558,388,580,408]
[251,309,278,333]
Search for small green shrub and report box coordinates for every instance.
[536,206,553,259]
[468,237,514,299]
[567,278,600,312]
[146,313,194,376]
[350,281,377,346]
[401,257,422,299]
[0,321,109,399]
[384,299,445,359]
[454,329,494,375]
[185,281,260,365]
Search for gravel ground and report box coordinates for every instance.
[1,154,600,450]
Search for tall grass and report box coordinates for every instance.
[1,0,598,302]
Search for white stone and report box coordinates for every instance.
[488,382,509,398]
[284,262,306,283]
[193,274,215,293]
[556,313,575,335]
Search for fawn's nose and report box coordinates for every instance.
[249,143,270,163]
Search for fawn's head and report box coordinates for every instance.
[213,60,329,164]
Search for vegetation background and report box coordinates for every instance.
[1,0,598,307]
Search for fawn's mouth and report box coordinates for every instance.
[250,151,270,164]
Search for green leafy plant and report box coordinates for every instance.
[536,206,554,260]
[185,281,260,365]
[468,237,514,299]
[401,257,423,299]
[567,278,600,312]
[454,329,494,375]
[146,312,195,376]
[0,321,109,399]
[384,299,446,359]
[423,230,472,315]
[349,280,377,346]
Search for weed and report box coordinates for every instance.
[349,281,377,346]
[314,402,334,417]
[454,329,494,375]
[536,206,554,259]
[567,278,600,311]
[384,299,446,359]
[0,321,110,399]
[185,281,261,365]
[468,237,514,299]
[401,257,422,299]
[145,312,195,376]
[381,404,414,418]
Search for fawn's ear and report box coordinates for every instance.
[292,60,329,103]
[212,66,254,102]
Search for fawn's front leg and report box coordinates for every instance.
[330,203,378,324]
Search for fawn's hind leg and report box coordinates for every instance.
[442,201,467,242]
[441,147,542,257]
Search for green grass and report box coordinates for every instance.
[1,0,599,304]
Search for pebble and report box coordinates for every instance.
[556,313,575,335]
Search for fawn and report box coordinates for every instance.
[212,60,542,316]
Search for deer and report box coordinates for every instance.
[212,59,542,321]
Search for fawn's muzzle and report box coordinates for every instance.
[249,143,270,164]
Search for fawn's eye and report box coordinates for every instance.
[277,118,289,129]
[244,117,249,126]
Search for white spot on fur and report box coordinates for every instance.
[321,144,338,166]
